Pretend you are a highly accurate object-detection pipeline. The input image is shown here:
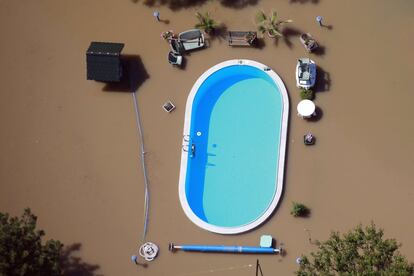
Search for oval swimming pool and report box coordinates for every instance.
[178,60,289,234]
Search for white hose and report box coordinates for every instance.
[131,91,159,263]
[139,242,159,262]
[132,91,149,242]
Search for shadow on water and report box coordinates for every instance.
[282,26,303,49]
[314,66,331,93]
[313,45,325,56]
[289,0,319,4]
[321,24,333,30]
[306,106,323,122]
[220,0,259,9]
[102,55,149,93]
[207,24,228,43]
[132,0,259,10]
[140,0,205,10]
[256,259,265,276]
[253,38,266,49]
[60,243,102,276]
[299,207,312,218]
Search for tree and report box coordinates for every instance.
[195,11,218,34]
[0,208,63,276]
[255,10,292,39]
[297,223,413,275]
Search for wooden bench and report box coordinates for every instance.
[227,31,257,46]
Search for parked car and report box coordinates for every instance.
[169,29,205,54]
[296,58,316,89]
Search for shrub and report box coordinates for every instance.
[300,88,314,100]
[291,202,310,217]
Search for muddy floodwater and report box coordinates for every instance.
[0,0,413,275]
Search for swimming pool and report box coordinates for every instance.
[179,60,289,234]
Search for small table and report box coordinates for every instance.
[297,100,316,119]
[163,101,176,113]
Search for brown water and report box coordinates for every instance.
[0,0,413,275]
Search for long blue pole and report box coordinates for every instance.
[169,243,281,254]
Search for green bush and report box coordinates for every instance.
[300,88,314,100]
[291,202,310,217]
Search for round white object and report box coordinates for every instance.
[297,100,316,118]
[196,131,202,136]
[139,242,159,262]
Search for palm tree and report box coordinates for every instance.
[195,12,217,34]
[255,10,292,38]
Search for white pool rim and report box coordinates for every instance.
[178,59,289,234]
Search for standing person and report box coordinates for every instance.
[153,11,160,22]
[131,255,138,265]
[316,16,323,26]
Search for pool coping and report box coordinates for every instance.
[178,59,289,234]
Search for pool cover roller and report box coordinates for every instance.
[169,243,282,254]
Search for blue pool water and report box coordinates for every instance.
[184,64,284,228]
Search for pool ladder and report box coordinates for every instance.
[182,135,195,157]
